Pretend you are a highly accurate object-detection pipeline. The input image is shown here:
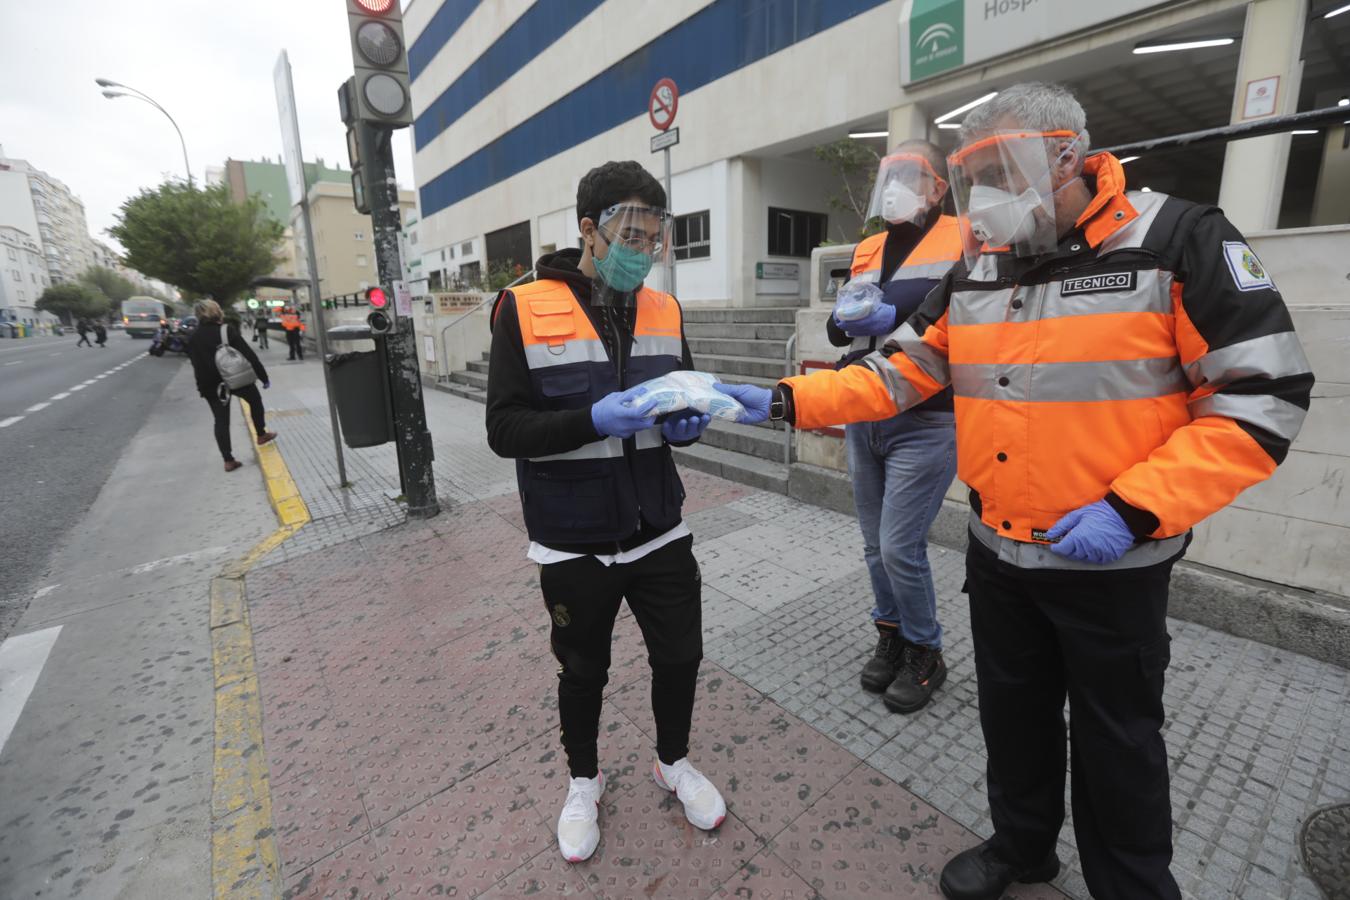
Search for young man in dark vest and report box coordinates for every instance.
[487,160,726,863]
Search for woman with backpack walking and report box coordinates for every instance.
[186,299,276,472]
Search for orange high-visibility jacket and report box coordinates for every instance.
[838,216,962,361]
[280,313,304,332]
[783,154,1314,567]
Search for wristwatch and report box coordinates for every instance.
[769,388,787,421]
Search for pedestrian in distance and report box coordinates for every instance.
[93,321,108,348]
[186,299,276,473]
[280,308,304,360]
[75,319,91,347]
[828,141,960,714]
[719,82,1313,900]
[486,160,725,864]
[253,310,270,349]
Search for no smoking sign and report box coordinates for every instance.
[649,78,679,131]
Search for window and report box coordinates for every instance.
[6,247,14,260]
[11,269,19,281]
[673,211,711,261]
[356,255,368,267]
[460,241,473,256]
[767,207,826,258]
[354,231,365,241]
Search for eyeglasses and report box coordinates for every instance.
[599,223,665,254]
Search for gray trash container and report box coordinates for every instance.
[326,350,394,448]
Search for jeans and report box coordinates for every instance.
[845,409,957,649]
[206,384,267,462]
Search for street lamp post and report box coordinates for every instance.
[95,78,192,186]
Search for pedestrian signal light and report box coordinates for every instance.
[367,287,389,309]
[352,0,395,12]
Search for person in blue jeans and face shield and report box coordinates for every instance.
[826,140,960,713]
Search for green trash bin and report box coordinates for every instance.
[326,350,394,448]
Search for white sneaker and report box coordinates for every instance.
[653,758,727,830]
[556,773,604,862]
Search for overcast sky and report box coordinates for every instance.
[0,0,416,252]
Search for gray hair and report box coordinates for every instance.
[960,82,1091,166]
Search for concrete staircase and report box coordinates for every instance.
[436,306,802,491]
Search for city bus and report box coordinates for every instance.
[122,296,168,338]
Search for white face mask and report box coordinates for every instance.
[966,184,1041,246]
[881,182,924,224]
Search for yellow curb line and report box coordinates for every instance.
[208,398,312,898]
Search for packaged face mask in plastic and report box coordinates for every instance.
[833,280,885,322]
[624,370,746,421]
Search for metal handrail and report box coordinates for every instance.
[437,269,535,381]
[782,332,797,465]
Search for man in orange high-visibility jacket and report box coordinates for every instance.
[717,83,1313,900]
[280,308,305,361]
[486,161,726,865]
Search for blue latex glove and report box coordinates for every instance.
[839,302,897,337]
[1046,500,1135,564]
[662,412,711,443]
[592,388,659,439]
[714,383,772,424]
[261,379,270,389]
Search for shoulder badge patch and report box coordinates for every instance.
[1222,241,1276,292]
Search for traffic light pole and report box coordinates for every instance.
[357,122,439,519]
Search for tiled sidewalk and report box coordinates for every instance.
[248,360,1350,899]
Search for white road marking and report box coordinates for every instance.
[0,626,63,756]
[3,361,20,367]
[0,416,22,428]
[128,546,231,575]
[80,379,96,386]
[33,585,59,600]
[69,385,86,392]
[49,392,69,400]
[25,402,50,413]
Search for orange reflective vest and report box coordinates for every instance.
[508,279,687,544]
[840,214,962,359]
[280,313,303,332]
[784,153,1313,569]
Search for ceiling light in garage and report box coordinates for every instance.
[934,91,998,124]
[1323,3,1350,18]
[1133,37,1235,54]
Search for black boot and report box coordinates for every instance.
[939,839,1060,900]
[882,644,946,713]
[859,623,907,693]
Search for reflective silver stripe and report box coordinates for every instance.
[1185,331,1312,388]
[861,351,924,410]
[1190,393,1307,442]
[634,427,664,451]
[530,436,624,463]
[849,335,879,355]
[631,334,683,358]
[888,260,955,282]
[892,322,950,385]
[969,510,1187,572]
[951,357,1190,402]
[949,288,1015,326]
[950,272,1174,327]
[852,270,881,285]
[1098,190,1170,253]
[524,337,607,370]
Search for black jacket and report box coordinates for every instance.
[187,321,268,398]
[486,249,697,553]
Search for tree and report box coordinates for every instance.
[78,266,136,313]
[36,283,110,324]
[109,182,284,305]
[814,138,885,243]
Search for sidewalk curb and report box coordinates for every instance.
[206,400,311,899]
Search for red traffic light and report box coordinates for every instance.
[367,287,389,309]
[353,0,396,13]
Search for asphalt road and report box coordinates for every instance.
[0,332,182,640]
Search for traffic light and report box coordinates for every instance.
[340,79,372,214]
[346,0,413,127]
[367,286,395,334]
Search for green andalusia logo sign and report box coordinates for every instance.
[910,0,965,80]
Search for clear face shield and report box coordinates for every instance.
[948,130,1084,268]
[865,153,948,226]
[589,202,674,298]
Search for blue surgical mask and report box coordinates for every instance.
[593,241,653,293]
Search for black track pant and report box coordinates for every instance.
[965,534,1182,900]
[540,535,703,779]
[206,385,266,462]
